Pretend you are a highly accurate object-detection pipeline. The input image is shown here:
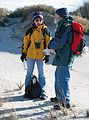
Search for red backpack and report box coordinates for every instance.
[71,21,85,55]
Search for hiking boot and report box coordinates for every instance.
[66,104,70,109]
[40,95,48,100]
[53,105,61,110]
[50,97,58,103]
[61,103,71,109]
[53,103,70,110]
[23,93,28,98]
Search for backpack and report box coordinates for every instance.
[70,21,85,55]
[25,75,42,99]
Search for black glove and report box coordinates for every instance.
[20,53,27,62]
[43,55,49,63]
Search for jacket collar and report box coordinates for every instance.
[32,23,47,31]
[57,16,73,28]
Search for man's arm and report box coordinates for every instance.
[48,26,71,50]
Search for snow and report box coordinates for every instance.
[0,19,89,120]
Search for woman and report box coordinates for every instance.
[20,12,51,100]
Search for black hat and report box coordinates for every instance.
[32,12,43,21]
[56,8,69,18]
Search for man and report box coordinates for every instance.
[48,8,74,109]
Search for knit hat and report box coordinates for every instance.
[32,12,43,21]
[56,8,69,18]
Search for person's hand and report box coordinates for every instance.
[43,55,49,63]
[20,53,27,62]
[43,48,51,55]
[43,48,56,55]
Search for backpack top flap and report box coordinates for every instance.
[71,22,85,54]
[72,22,84,39]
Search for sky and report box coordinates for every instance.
[0,0,88,12]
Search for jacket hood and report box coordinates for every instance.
[57,16,74,28]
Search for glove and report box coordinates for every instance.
[43,48,56,55]
[43,55,49,63]
[43,48,51,55]
[20,53,27,62]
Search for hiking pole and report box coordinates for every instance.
[23,61,27,70]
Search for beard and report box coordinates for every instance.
[54,19,57,24]
[54,17,62,24]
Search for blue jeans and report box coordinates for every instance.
[55,66,70,104]
[25,58,46,95]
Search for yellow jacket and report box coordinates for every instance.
[22,24,51,59]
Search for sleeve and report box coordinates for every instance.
[22,27,33,54]
[22,34,31,54]
[48,26,71,50]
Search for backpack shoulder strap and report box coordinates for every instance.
[60,24,73,51]
[42,27,50,49]
[24,27,34,51]
[25,27,33,36]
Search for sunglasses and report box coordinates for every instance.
[35,18,43,22]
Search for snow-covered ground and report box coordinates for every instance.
[0,20,89,120]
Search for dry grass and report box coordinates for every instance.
[86,109,89,117]
[0,85,89,120]
[16,80,24,90]
[0,90,19,120]
[9,112,19,120]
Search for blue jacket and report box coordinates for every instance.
[48,17,73,66]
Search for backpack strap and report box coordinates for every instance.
[26,27,33,51]
[22,26,50,53]
[42,27,50,49]
[25,27,33,36]
[42,28,46,49]
[21,27,33,53]
[58,24,72,51]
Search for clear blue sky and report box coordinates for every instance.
[0,0,88,12]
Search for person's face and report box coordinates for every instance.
[54,13,63,24]
[34,18,43,27]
